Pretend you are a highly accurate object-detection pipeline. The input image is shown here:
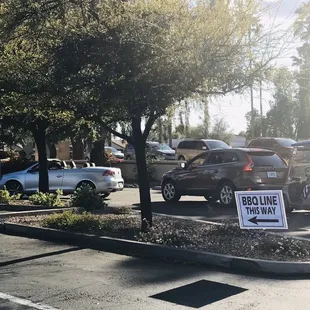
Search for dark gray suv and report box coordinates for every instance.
[161,148,288,206]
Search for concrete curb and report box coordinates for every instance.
[0,208,81,219]
[0,204,71,212]
[2,222,310,275]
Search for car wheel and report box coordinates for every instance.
[204,195,219,203]
[101,193,110,199]
[162,180,181,203]
[76,181,96,191]
[178,155,185,161]
[219,182,235,206]
[5,181,23,195]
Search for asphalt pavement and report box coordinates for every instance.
[107,188,310,239]
[1,234,310,310]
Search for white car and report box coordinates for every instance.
[0,159,124,198]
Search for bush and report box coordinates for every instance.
[109,206,132,215]
[0,188,21,204]
[42,211,139,237]
[29,189,64,207]
[42,211,102,233]
[70,185,105,211]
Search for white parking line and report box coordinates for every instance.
[0,292,59,310]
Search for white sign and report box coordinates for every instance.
[235,190,288,230]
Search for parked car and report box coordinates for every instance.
[104,146,124,159]
[282,139,310,212]
[161,148,288,206]
[125,142,176,160]
[176,139,230,161]
[84,146,124,162]
[0,159,124,198]
[247,137,296,160]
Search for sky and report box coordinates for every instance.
[189,0,304,134]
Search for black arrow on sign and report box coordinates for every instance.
[248,216,279,225]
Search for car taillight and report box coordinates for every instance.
[243,155,254,172]
[103,170,115,176]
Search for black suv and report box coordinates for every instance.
[161,148,288,206]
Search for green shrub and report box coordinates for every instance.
[70,185,104,211]
[29,189,64,207]
[42,211,102,233]
[0,188,21,204]
[109,206,132,215]
[42,211,138,236]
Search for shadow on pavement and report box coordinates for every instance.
[151,279,247,308]
[0,247,81,267]
[133,201,238,223]
[114,256,215,285]
[114,255,310,286]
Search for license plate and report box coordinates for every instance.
[267,171,277,178]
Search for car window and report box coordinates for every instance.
[261,139,275,147]
[247,152,287,168]
[275,138,296,147]
[248,140,259,147]
[30,164,39,172]
[177,141,187,149]
[222,152,239,163]
[205,140,229,149]
[156,144,173,151]
[48,161,63,170]
[188,152,209,168]
[194,141,206,150]
[208,152,225,164]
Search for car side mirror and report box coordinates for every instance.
[202,146,207,150]
[180,162,186,169]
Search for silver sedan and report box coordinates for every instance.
[0,160,124,197]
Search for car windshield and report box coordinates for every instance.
[105,147,118,152]
[275,138,296,147]
[205,140,229,149]
[155,144,172,151]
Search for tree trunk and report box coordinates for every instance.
[132,118,152,231]
[90,127,107,166]
[32,126,49,193]
[71,134,84,160]
[47,141,57,158]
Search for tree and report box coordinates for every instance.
[0,32,75,191]
[264,68,298,138]
[209,118,233,144]
[245,109,265,139]
[0,0,82,191]
[1,0,287,230]
[294,1,310,139]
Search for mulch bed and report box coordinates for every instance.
[5,212,310,262]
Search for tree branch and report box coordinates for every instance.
[143,113,158,141]
[100,121,133,144]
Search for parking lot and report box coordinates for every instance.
[107,188,310,240]
[1,234,310,310]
